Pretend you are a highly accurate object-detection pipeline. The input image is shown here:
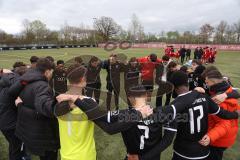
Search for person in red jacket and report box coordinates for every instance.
[137,54,162,102]
[208,48,213,63]
[165,47,170,56]
[202,47,210,64]
[199,69,239,160]
[174,49,180,62]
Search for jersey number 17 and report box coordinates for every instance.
[189,105,204,134]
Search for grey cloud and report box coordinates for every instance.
[0,0,239,33]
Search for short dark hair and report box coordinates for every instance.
[46,56,55,63]
[194,65,206,76]
[89,56,99,63]
[128,85,147,97]
[205,70,223,80]
[67,64,87,84]
[14,66,28,76]
[30,56,39,63]
[180,65,188,73]
[13,62,26,69]
[57,60,64,65]
[168,61,177,70]
[36,58,55,73]
[162,55,170,61]
[170,71,189,88]
[74,56,83,64]
[149,53,157,62]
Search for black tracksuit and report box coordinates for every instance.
[186,49,191,61]
[198,48,204,60]
[155,63,164,107]
[179,48,186,64]
[8,69,60,160]
[85,63,102,104]
[194,49,198,59]
[52,67,67,96]
[124,64,141,105]
[0,73,29,160]
[155,64,175,107]
[102,60,125,110]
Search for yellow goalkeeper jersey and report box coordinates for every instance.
[58,102,96,160]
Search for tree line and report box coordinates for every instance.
[1,14,240,46]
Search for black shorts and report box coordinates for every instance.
[142,80,154,91]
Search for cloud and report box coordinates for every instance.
[0,0,239,34]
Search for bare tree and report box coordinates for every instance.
[60,23,72,43]
[0,29,7,43]
[199,24,214,43]
[128,14,145,42]
[22,19,35,44]
[30,20,48,44]
[22,19,48,44]
[225,25,236,44]
[214,21,228,43]
[234,20,240,43]
[93,16,121,42]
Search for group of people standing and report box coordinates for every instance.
[164,46,218,65]
[0,51,239,160]
[194,47,217,64]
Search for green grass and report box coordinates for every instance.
[0,48,239,160]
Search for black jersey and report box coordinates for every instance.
[86,65,101,84]
[52,67,67,94]
[102,60,125,83]
[121,116,177,158]
[188,72,195,90]
[124,65,141,90]
[172,92,238,159]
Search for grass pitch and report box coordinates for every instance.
[0,48,239,160]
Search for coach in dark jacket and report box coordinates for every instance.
[9,58,60,160]
[0,68,29,160]
[186,48,191,61]
[194,47,198,59]
[85,56,102,104]
[179,47,186,64]
[198,47,204,60]
[102,54,125,111]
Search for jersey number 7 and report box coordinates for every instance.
[138,125,149,150]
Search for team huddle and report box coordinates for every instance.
[0,50,240,160]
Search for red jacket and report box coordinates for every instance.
[204,49,211,59]
[137,56,162,81]
[207,87,239,148]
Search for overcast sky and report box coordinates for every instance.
[0,0,240,34]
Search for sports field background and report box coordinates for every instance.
[0,48,239,160]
